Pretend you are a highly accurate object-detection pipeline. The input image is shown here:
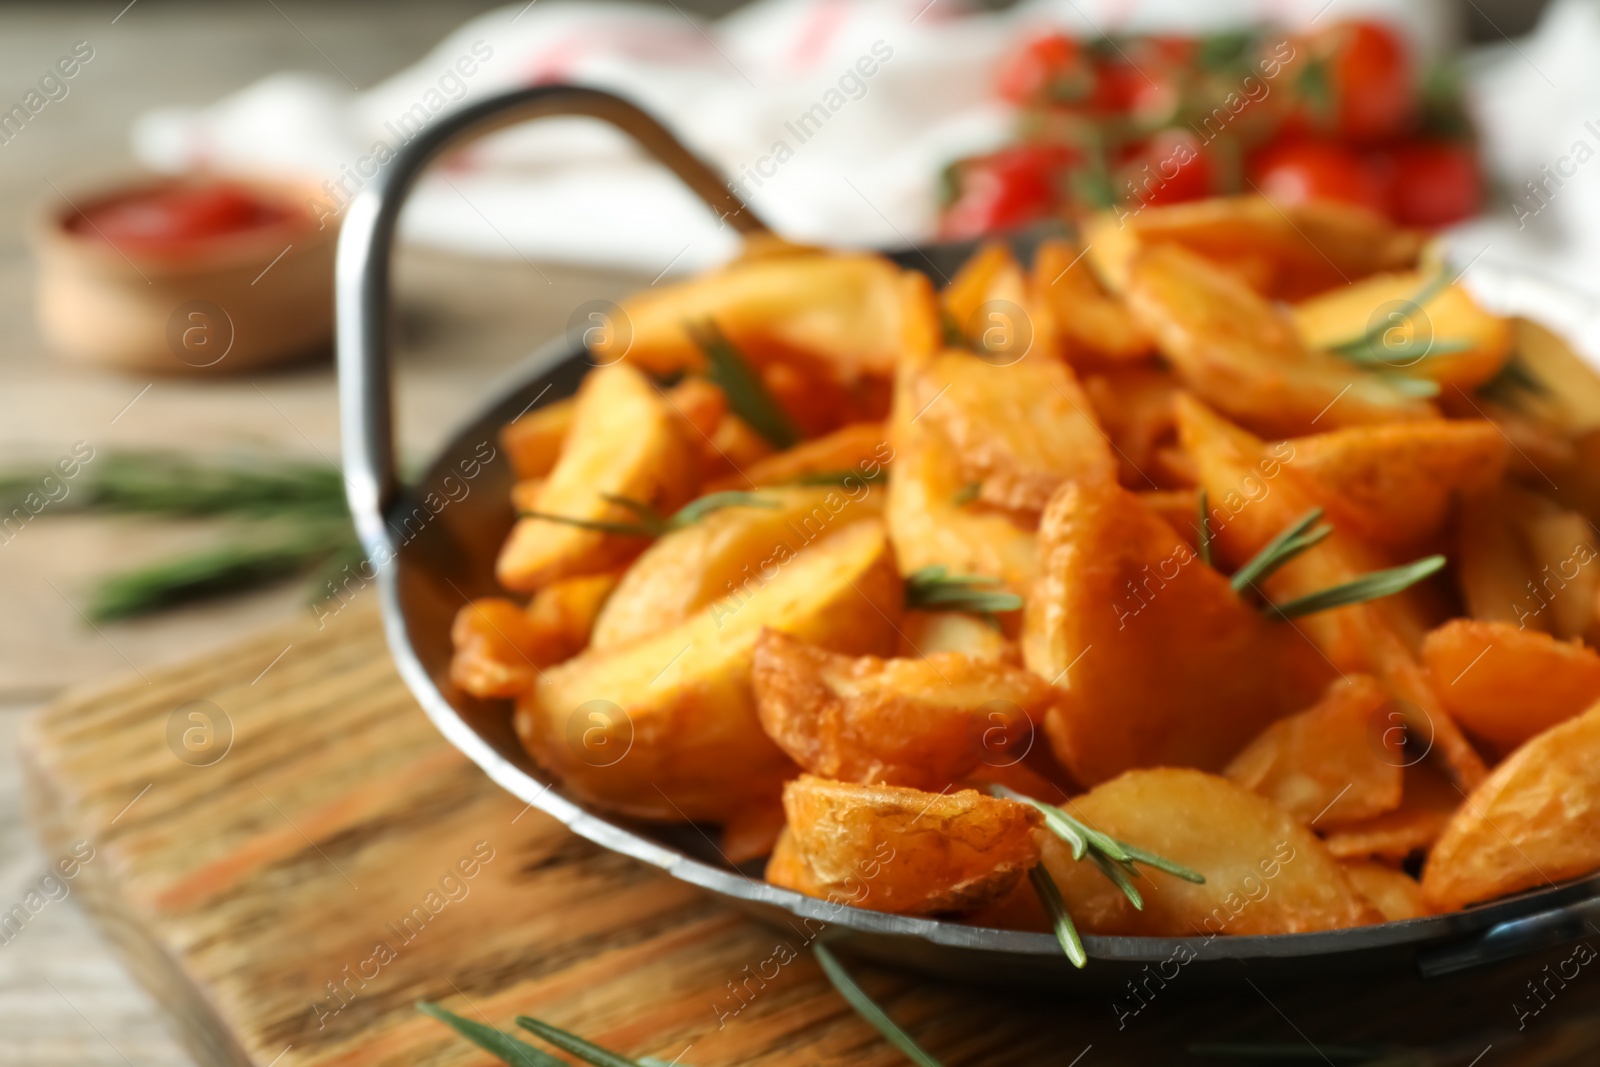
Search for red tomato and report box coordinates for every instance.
[1087,57,1178,123]
[1326,20,1414,142]
[940,144,1076,240]
[1382,140,1482,227]
[71,181,296,252]
[1248,138,1389,214]
[995,33,1091,106]
[1118,129,1214,207]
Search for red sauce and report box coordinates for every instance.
[66,180,302,255]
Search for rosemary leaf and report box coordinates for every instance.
[903,565,1023,614]
[1229,509,1330,594]
[518,511,658,538]
[1381,374,1443,399]
[1196,488,1214,567]
[600,494,667,529]
[667,490,780,529]
[1116,841,1207,884]
[1265,554,1447,620]
[1335,337,1472,366]
[951,481,981,507]
[1327,268,1454,354]
[9,451,348,519]
[687,319,800,450]
[515,1016,643,1067]
[992,785,1088,860]
[417,1002,564,1067]
[525,491,779,540]
[785,466,887,487]
[1088,849,1145,911]
[813,944,946,1067]
[1029,866,1087,969]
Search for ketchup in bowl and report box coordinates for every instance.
[65,179,304,257]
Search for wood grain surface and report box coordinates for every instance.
[18,604,1600,1066]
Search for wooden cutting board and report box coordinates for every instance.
[19,605,1600,1067]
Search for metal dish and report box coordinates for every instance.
[336,84,1600,988]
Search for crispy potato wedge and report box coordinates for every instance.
[601,249,923,381]
[502,398,574,480]
[1127,244,1437,437]
[768,775,1041,915]
[1283,420,1506,552]
[527,572,619,660]
[1082,367,1184,489]
[516,521,903,822]
[911,351,1114,513]
[942,244,1031,358]
[1342,861,1429,922]
[1048,768,1381,935]
[896,610,1017,662]
[1512,489,1600,641]
[1176,395,1490,790]
[1024,477,1331,785]
[449,599,548,699]
[707,422,891,492]
[752,630,1051,791]
[1424,619,1600,754]
[1034,239,1153,367]
[1423,701,1600,911]
[721,801,787,865]
[1137,489,1201,547]
[1456,486,1541,630]
[1292,271,1513,390]
[1086,196,1423,301]
[1323,763,1459,862]
[496,363,699,591]
[591,485,882,650]
[1510,317,1600,435]
[1226,675,1403,828]
[510,479,544,514]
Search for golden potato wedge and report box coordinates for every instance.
[526,571,619,661]
[449,599,548,699]
[707,422,892,493]
[1225,675,1402,828]
[752,630,1050,791]
[509,479,544,514]
[1512,489,1600,641]
[1048,768,1381,935]
[1292,271,1512,390]
[1024,477,1331,785]
[1082,367,1184,489]
[702,412,776,479]
[591,485,882,650]
[516,520,902,822]
[941,244,1031,358]
[1126,244,1437,438]
[1033,238,1153,367]
[1424,619,1600,754]
[1323,763,1459,862]
[885,367,1039,596]
[721,800,787,865]
[1086,196,1423,301]
[910,351,1114,513]
[502,398,574,480]
[1455,487,1540,629]
[496,363,699,591]
[896,610,1017,662]
[1136,489,1201,547]
[1423,700,1600,911]
[600,249,925,381]
[1283,420,1506,553]
[662,375,727,442]
[1342,861,1429,922]
[1510,317,1600,434]
[768,775,1041,915]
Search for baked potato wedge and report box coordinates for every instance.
[1024,476,1331,785]
[516,520,903,822]
[752,630,1050,791]
[767,775,1041,915]
[1047,768,1381,935]
[1424,619,1600,752]
[1342,861,1430,922]
[1033,238,1153,366]
[1225,675,1403,829]
[1323,762,1459,862]
[496,363,700,591]
[502,397,574,480]
[449,599,549,700]
[708,421,891,492]
[896,610,1017,661]
[590,485,881,649]
[1127,244,1437,437]
[1423,700,1600,911]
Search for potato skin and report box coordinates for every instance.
[1225,675,1402,829]
[1424,619,1600,753]
[1024,476,1330,785]
[1342,861,1430,922]
[768,775,1041,916]
[1049,768,1381,935]
[1423,701,1600,911]
[896,610,1018,662]
[449,599,546,699]
[1322,762,1460,863]
[752,630,1050,791]
[517,521,903,822]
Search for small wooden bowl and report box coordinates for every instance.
[30,174,336,374]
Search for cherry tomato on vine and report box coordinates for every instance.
[940,144,1078,240]
[1381,140,1483,227]
[1248,138,1389,214]
[1324,19,1415,142]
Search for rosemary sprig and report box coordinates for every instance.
[951,481,981,507]
[420,1002,688,1067]
[1264,555,1447,620]
[1228,508,1332,593]
[786,466,888,487]
[1029,865,1087,968]
[522,490,779,539]
[814,944,945,1067]
[1477,352,1548,410]
[686,319,800,449]
[516,1016,643,1067]
[1196,488,1213,566]
[1326,269,1454,355]
[903,565,1023,614]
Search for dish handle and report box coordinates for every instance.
[334,84,769,556]
[1419,893,1600,977]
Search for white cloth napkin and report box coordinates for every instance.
[133,0,1471,279]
